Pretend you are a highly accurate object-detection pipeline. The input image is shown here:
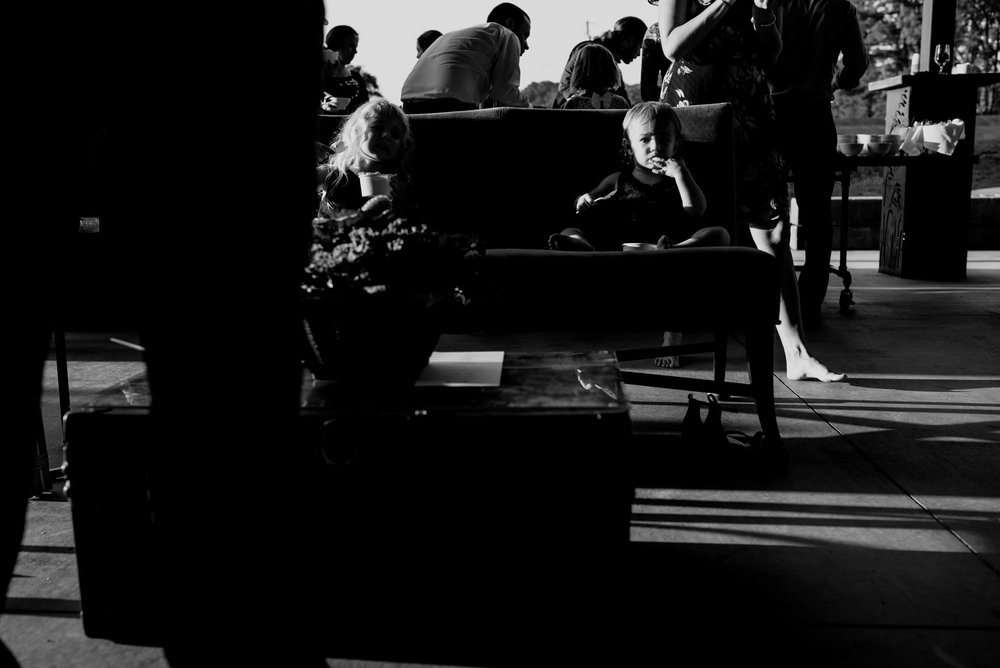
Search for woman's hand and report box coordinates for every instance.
[575,193,594,213]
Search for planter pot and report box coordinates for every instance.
[301,292,441,387]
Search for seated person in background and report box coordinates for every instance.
[560,44,632,110]
[322,24,369,113]
[317,99,415,218]
[401,3,532,113]
[549,102,728,368]
[416,29,442,58]
[552,16,647,108]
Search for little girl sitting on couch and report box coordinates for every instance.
[549,102,730,367]
[317,99,416,218]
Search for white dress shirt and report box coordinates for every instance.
[401,22,530,108]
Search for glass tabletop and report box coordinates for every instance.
[77,350,629,417]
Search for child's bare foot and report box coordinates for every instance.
[548,233,592,251]
[786,354,845,382]
[654,331,682,368]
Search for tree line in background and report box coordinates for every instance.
[531,0,999,118]
[357,0,998,119]
[845,0,999,118]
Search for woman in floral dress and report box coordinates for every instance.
[658,0,845,383]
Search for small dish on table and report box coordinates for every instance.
[838,142,864,156]
[865,142,894,156]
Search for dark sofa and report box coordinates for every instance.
[321,104,782,442]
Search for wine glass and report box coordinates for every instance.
[934,44,951,74]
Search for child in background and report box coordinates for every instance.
[560,44,632,110]
[549,102,730,367]
[318,99,416,218]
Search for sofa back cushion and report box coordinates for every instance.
[406,104,735,248]
[317,103,735,249]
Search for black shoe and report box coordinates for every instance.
[681,393,704,442]
[703,393,727,450]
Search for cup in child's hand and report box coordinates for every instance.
[358,172,394,197]
[622,242,658,251]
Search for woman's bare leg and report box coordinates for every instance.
[749,222,845,382]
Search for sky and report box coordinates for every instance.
[323,0,659,105]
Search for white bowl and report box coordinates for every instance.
[837,133,857,143]
[838,142,864,156]
[880,134,903,150]
[866,142,893,156]
[622,242,658,252]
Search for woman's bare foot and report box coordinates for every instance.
[654,331,682,368]
[786,354,845,382]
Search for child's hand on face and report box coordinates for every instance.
[650,156,686,179]
[663,158,686,180]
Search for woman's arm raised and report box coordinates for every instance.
[659,0,735,63]
[751,0,782,67]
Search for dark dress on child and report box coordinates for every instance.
[318,169,365,216]
[659,0,785,229]
[576,170,698,251]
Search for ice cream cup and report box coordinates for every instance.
[358,172,394,197]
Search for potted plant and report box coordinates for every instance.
[301,200,482,386]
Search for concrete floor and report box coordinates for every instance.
[3,251,999,667]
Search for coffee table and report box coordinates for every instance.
[65,350,634,663]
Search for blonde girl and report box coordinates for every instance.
[318,99,416,217]
[562,44,632,110]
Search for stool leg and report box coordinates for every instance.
[838,170,854,314]
[33,407,52,497]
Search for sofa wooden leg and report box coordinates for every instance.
[713,328,728,399]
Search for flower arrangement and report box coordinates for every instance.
[301,201,483,306]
